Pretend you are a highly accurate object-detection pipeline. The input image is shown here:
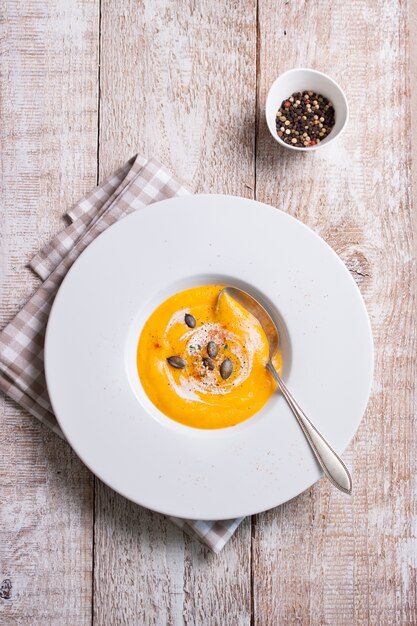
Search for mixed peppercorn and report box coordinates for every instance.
[276,90,335,148]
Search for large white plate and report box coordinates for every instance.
[45,195,373,520]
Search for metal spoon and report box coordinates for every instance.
[219,286,352,494]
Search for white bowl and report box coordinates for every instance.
[45,195,373,520]
[266,68,349,152]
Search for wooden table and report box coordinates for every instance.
[1,1,416,624]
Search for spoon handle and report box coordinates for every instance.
[267,363,352,494]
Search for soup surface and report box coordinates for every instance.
[137,285,282,429]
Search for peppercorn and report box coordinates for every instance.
[275,90,335,148]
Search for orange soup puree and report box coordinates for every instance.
[137,285,282,429]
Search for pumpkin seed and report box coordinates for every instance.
[207,341,218,358]
[202,357,215,370]
[167,356,186,369]
[220,358,233,380]
[184,313,196,328]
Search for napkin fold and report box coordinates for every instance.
[0,155,243,553]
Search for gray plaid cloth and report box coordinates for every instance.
[0,154,243,553]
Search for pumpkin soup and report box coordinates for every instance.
[137,285,282,429]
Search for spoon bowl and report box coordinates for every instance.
[220,286,280,357]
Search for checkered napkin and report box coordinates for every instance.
[0,154,243,553]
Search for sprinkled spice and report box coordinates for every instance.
[276,90,335,148]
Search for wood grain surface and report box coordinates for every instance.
[0,1,98,624]
[1,0,416,625]
[253,1,417,625]
[94,3,255,624]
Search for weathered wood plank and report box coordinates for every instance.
[254,1,417,625]
[93,1,257,624]
[0,0,99,624]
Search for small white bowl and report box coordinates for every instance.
[266,68,349,151]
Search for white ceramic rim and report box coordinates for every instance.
[45,194,373,520]
[265,67,349,152]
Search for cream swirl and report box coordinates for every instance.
[163,313,263,403]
